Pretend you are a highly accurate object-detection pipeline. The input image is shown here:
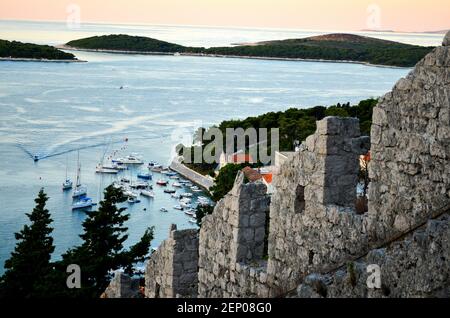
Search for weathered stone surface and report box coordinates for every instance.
[198,172,270,297]
[296,214,450,298]
[367,35,450,245]
[103,271,141,298]
[145,225,199,298]
[443,30,450,46]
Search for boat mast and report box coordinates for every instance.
[65,154,69,180]
[76,150,81,187]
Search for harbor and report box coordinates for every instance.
[66,148,213,224]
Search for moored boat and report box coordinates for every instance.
[156,179,168,186]
[72,197,93,210]
[141,189,155,198]
[137,172,152,180]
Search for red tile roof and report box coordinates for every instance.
[242,166,262,182]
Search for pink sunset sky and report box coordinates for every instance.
[1,0,449,32]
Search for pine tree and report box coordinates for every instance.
[0,189,55,298]
[60,185,154,297]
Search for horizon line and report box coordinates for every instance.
[1,18,448,35]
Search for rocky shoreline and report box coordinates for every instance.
[0,56,86,63]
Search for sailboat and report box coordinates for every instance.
[62,154,73,190]
[72,151,87,198]
[96,140,119,174]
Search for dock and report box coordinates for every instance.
[169,157,214,192]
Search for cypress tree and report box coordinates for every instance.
[0,189,54,298]
[60,185,153,297]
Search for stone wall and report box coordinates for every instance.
[367,34,450,244]
[296,213,450,298]
[145,225,199,298]
[103,271,141,298]
[266,117,370,293]
[198,173,271,297]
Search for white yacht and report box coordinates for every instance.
[95,164,119,174]
[72,197,93,210]
[141,189,155,198]
[115,154,144,165]
[172,182,182,188]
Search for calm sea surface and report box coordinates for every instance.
[1,20,442,273]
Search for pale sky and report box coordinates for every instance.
[1,0,449,32]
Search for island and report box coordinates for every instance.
[64,33,434,67]
[0,39,78,62]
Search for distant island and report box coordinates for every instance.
[64,33,434,67]
[0,39,78,62]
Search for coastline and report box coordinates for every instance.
[58,45,409,69]
[0,56,86,63]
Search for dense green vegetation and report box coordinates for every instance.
[0,186,153,298]
[65,33,433,67]
[206,34,433,67]
[67,34,198,53]
[0,39,76,60]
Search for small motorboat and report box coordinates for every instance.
[180,197,192,204]
[72,197,93,210]
[173,205,183,210]
[184,210,195,216]
[62,179,73,190]
[188,219,197,224]
[150,165,164,172]
[160,207,168,213]
[180,193,193,198]
[141,190,155,198]
[172,182,182,188]
[156,180,168,186]
[169,176,179,180]
[164,189,176,194]
[120,177,131,183]
[137,172,152,180]
[165,172,178,177]
[127,197,141,204]
[171,194,180,199]
[180,202,191,209]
